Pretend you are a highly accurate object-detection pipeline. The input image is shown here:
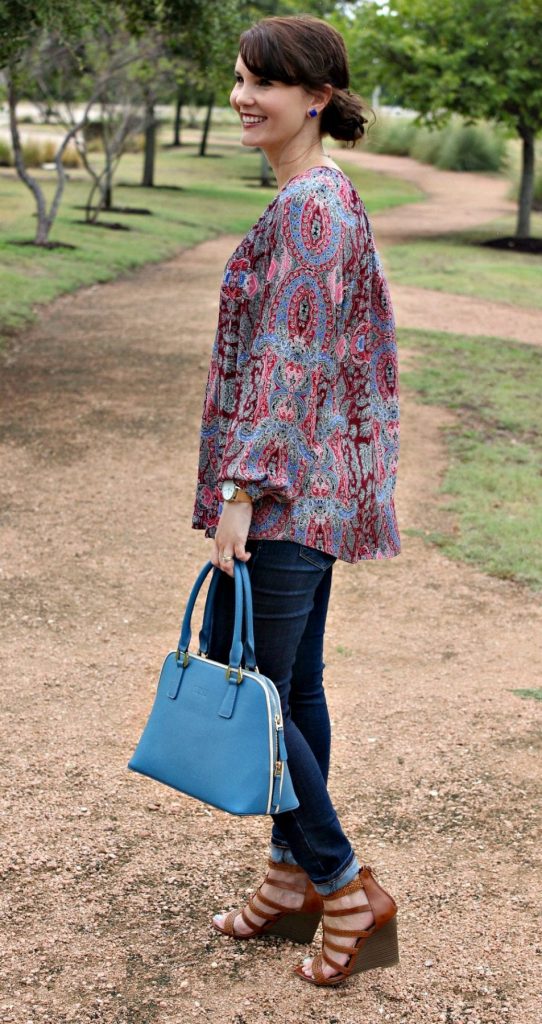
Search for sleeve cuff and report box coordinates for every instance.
[243,482,263,502]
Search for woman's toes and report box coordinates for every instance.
[302,957,313,978]
[213,913,226,928]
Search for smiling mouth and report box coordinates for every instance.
[241,116,267,126]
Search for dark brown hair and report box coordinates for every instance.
[238,14,370,147]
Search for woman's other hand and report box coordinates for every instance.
[211,501,253,577]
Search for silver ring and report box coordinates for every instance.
[220,554,233,562]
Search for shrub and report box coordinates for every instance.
[363,112,508,174]
[0,139,12,166]
[83,121,105,144]
[18,137,82,168]
[365,115,417,156]
[21,140,43,167]
[60,145,82,169]
[409,126,444,164]
[41,139,82,168]
[123,132,145,153]
[435,122,506,173]
[82,117,147,154]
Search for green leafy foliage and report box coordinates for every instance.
[0,0,112,66]
[358,0,542,137]
[353,0,542,236]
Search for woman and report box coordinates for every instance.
[192,15,400,987]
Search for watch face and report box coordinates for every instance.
[222,480,237,501]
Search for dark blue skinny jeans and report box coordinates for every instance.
[207,538,360,895]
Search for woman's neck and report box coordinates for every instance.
[263,140,339,191]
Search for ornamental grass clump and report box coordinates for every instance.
[366,114,507,174]
[365,115,418,156]
[435,121,506,173]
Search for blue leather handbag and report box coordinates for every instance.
[128,560,299,816]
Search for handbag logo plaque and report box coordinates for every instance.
[128,560,299,816]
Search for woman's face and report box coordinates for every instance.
[230,55,314,150]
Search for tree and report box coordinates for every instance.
[132,0,242,179]
[1,0,118,245]
[0,0,105,66]
[356,0,542,240]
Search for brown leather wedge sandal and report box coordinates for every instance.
[212,858,323,943]
[294,864,399,986]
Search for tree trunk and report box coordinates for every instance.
[516,127,535,239]
[260,149,273,187]
[173,86,183,146]
[85,180,102,224]
[199,93,214,157]
[7,64,51,245]
[142,92,156,187]
[104,160,113,210]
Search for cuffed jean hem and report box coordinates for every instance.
[311,854,361,896]
[269,842,299,867]
[269,844,361,895]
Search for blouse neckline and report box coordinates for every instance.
[279,164,348,194]
[256,165,350,226]
[236,165,352,250]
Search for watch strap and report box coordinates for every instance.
[221,481,253,503]
[230,488,252,503]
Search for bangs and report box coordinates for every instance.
[239,24,301,85]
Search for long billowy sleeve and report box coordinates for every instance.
[218,179,357,502]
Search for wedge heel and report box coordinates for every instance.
[352,915,399,974]
[294,864,399,986]
[267,909,322,943]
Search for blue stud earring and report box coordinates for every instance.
[308,108,318,118]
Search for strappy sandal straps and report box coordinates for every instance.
[294,865,399,986]
[221,909,239,936]
[266,857,305,872]
[264,876,310,894]
[325,903,370,916]
[310,952,330,985]
[240,894,280,930]
[214,858,323,942]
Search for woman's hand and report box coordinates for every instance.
[211,501,253,577]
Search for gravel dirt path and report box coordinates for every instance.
[1,159,541,1024]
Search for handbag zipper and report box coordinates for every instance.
[274,713,283,776]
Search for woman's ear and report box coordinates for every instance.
[309,83,333,116]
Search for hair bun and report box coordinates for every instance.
[322,88,370,146]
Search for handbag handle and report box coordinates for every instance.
[197,563,257,671]
[238,561,257,671]
[197,567,220,656]
[177,560,245,672]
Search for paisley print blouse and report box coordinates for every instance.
[192,165,400,563]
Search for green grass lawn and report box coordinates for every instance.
[401,328,542,590]
[0,131,422,344]
[385,216,542,310]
